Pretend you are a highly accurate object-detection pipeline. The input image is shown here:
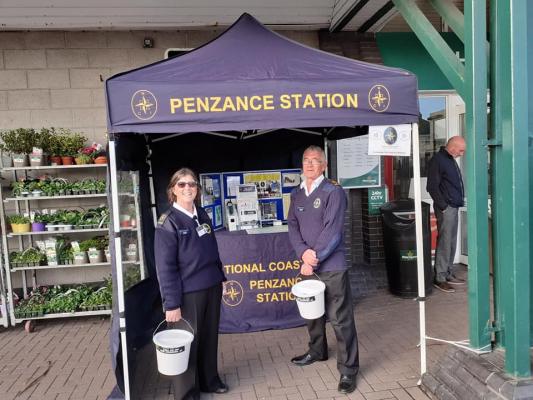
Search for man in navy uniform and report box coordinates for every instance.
[288,145,359,394]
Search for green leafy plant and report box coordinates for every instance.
[57,130,87,157]
[8,214,30,224]
[0,128,39,154]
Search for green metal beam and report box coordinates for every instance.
[428,0,465,42]
[391,0,465,98]
[464,0,491,351]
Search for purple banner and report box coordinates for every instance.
[216,230,304,333]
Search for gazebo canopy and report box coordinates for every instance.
[105,13,419,134]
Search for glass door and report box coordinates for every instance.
[455,103,468,265]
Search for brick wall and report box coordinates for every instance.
[0,30,318,142]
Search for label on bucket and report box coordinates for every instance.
[156,345,185,354]
[295,296,315,302]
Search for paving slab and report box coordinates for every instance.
[0,267,469,400]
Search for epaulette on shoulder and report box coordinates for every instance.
[157,210,171,225]
[328,179,341,186]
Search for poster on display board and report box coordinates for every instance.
[368,124,412,156]
[199,173,224,230]
[337,135,381,188]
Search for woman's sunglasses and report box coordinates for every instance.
[176,181,198,188]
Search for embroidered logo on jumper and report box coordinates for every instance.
[131,89,157,120]
[313,198,321,208]
[222,280,244,307]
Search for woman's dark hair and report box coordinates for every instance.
[166,168,200,203]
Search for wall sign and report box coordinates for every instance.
[368,187,388,215]
[337,135,381,189]
[368,124,412,156]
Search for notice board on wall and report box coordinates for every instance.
[336,135,381,188]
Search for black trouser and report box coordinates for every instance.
[306,270,359,376]
[171,283,223,400]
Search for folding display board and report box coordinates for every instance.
[200,168,301,230]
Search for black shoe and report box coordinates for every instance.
[290,352,327,366]
[212,382,229,394]
[338,374,357,394]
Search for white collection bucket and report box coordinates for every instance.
[153,319,194,376]
[291,278,326,319]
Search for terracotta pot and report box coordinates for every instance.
[50,155,62,166]
[94,156,108,164]
[61,156,74,165]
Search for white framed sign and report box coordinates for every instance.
[337,135,381,189]
[368,124,412,156]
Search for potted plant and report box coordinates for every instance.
[17,248,46,267]
[31,213,49,232]
[0,128,38,167]
[43,128,63,165]
[57,130,87,165]
[74,153,92,165]
[8,214,31,233]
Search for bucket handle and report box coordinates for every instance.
[296,272,322,281]
[153,318,195,338]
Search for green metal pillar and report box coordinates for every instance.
[464,0,491,351]
[428,0,464,41]
[525,2,533,346]
[491,0,531,377]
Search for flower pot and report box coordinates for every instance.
[74,251,88,265]
[126,245,138,262]
[75,157,92,165]
[94,156,107,164]
[50,155,62,166]
[31,190,42,197]
[31,222,46,232]
[11,223,31,233]
[29,154,45,167]
[19,191,30,197]
[61,156,74,165]
[105,249,111,262]
[12,154,28,167]
[120,215,132,228]
[88,249,104,264]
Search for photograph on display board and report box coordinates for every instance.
[215,205,222,227]
[260,201,278,221]
[201,176,215,206]
[205,207,214,224]
[282,172,301,188]
[226,176,241,197]
[282,194,291,220]
[244,172,282,199]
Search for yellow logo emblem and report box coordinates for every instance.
[368,84,390,113]
[131,90,157,120]
[222,281,244,307]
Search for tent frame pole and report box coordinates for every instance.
[412,122,427,376]
[109,136,132,400]
[145,136,158,226]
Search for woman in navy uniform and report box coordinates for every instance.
[155,168,228,400]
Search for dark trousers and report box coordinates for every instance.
[306,270,359,376]
[171,283,222,400]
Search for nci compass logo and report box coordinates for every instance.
[368,84,390,112]
[131,90,157,120]
[222,280,244,307]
